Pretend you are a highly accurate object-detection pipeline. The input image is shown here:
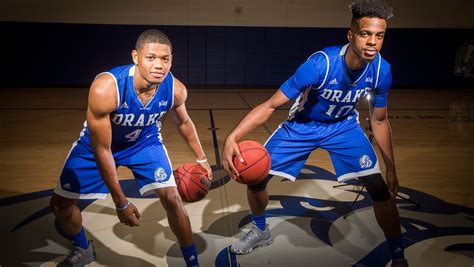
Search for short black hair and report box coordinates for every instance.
[135,29,172,51]
[349,0,393,21]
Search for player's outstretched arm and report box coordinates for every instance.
[222,89,290,179]
[87,74,141,226]
[169,78,212,179]
[370,105,398,197]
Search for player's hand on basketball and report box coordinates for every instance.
[222,138,244,180]
[386,171,399,198]
[116,201,141,227]
[199,161,213,181]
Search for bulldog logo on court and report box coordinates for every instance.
[2,164,473,267]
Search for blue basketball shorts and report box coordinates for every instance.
[54,141,176,199]
[264,115,380,183]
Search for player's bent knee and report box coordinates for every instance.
[158,187,183,210]
[247,175,273,192]
[358,173,391,202]
[50,193,77,216]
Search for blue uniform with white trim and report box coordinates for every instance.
[55,64,176,199]
[266,44,392,182]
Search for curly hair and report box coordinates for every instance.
[349,0,393,20]
[135,29,172,51]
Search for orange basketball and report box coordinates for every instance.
[233,140,271,184]
[174,163,211,203]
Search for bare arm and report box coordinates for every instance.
[87,74,140,225]
[370,105,398,196]
[169,78,212,178]
[222,89,290,178]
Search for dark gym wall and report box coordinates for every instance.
[1,0,473,88]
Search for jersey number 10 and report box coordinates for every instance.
[325,105,354,118]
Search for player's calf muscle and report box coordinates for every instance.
[358,173,391,202]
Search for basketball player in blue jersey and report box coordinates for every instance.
[50,29,211,267]
[222,1,408,266]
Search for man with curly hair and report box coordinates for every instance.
[222,0,408,266]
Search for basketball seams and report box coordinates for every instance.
[239,147,266,153]
[187,172,210,191]
[234,140,271,184]
[235,150,269,173]
[183,163,206,175]
[174,163,210,202]
[174,170,186,200]
[183,175,208,202]
[239,153,270,183]
[188,177,210,193]
[183,179,195,202]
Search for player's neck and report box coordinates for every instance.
[135,84,156,94]
[345,46,367,71]
[133,78,158,107]
[134,76,158,94]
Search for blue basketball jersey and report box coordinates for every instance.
[78,64,174,153]
[281,44,392,123]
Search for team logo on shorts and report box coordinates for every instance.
[359,155,373,168]
[154,167,168,182]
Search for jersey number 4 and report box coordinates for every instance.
[125,129,142,142]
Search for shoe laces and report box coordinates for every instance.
[242,228,259,241]
[64,247,84,262]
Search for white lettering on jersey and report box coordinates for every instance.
[111,111,168,127]
[112,114,123,125]
[341,91,352,102]
[134,114,145,127]
[321,88,372,104]
[320,89,332,99]
[352,89,365,102]
[157,111,167,121]
[330,90,343,102]
[122,114,134,126]
[146,113,159,126]
[322,88,369,118]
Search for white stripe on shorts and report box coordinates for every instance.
[336,164,381,184]
[53,185,108,200]
[269,170,297,181]
[139,175,177,196]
